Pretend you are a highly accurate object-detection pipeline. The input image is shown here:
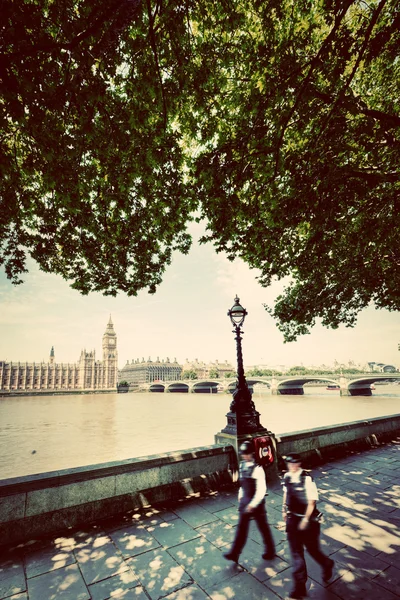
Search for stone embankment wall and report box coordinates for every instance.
[0,446,236,547]
[276,413,400,467]
[1,414,399,547]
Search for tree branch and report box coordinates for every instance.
[1,0,142,61]
[310,85,400,128]
[273,0,356,176]
[146,0,167,130]
[315,0,389,141]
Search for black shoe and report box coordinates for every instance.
[289,584,307,599]
[262,552,275,560]
[323,559,334,582]
[223,551,239,562]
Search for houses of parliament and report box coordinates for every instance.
[0,316,235,392]
[0,317,118,392]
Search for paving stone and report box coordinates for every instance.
[233,538,288,583]
[27,563,90,600]
[253,566,294,599]
[318,504,354,527]
[373,565,400,597]
[75,538,128,585]
[195,494,236,514]
[0,556,24,582]
[265,565,342,599]
[207,571,279,600]
[53,534,81,551]
[265,493,284,512]
[321,492,374,513]
[101,514,143,535]
[25,544,75,578]
[0,558,26,599]
[375,550,400,570]
[305,553,352,588]
[167,537,242,587]
[265,506,284,526]
[196,520,236,548]
[159,511,180,522]
[372,499,400,514]
[69,529,109,551]
[128,548,192,600]
[109,524,160,558]
[173,503,219,528]
[211,507,239,527]
[328,569,399,599]
[149,519,200,549]
[330,545,391,580]
[377,468,400,478]
[168,538,242,587]
[132,510,164,529]
[345,515,399,556]
[162,583,210,599]
[242,519,285,549]
[275,541,292,564]
[323,518,392,556]
[88,568,140,600]
[305,578,343,599]
[319,534,346,556]
[389,507,400,519]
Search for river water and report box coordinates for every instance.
[0,386,399,480]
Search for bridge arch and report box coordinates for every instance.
[275,377,340,395]
[191,380,220,394]
[149,383,165,393]
[166,382,189,393]
[344,375,399,396]
[226,378,271,394]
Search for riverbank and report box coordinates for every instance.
[1,442,399,600]
[0,389,117,397]
[1,413,399,548]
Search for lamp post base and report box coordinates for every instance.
[215,424,281,489]
[219,409,265,436]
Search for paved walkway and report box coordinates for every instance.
[0,443,399,600]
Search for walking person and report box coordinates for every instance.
[223,440,275,562]
[282,453,334,599]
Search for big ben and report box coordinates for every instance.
[102,315,118,388]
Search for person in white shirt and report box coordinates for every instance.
[223,440,275,562]
[282,453,334,599]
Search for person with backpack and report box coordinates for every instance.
[282,453,334,599]
[223,439,276,562]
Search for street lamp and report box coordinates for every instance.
[221,296,265,435]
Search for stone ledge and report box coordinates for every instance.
[0,444,236,546]
[276,413,400,466]
[0,444,234,496]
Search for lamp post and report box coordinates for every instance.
[220,296,265,435]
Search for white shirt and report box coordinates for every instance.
[238,462,267,509]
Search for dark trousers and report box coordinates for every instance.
[286,514,332,586]
[231,503,275,556]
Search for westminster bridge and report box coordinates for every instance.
[141,373,400,396]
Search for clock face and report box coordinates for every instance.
[109,339,115,346]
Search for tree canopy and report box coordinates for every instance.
[1,0,399,340]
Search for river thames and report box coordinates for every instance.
[0,385,399,479]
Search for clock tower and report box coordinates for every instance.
[102,315,118,389]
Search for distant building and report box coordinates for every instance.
[120,357,182,387]
[0,317,118,392]
[182,358,235,379]
[368,362,397,373]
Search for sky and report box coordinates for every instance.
[1,222,399,371]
